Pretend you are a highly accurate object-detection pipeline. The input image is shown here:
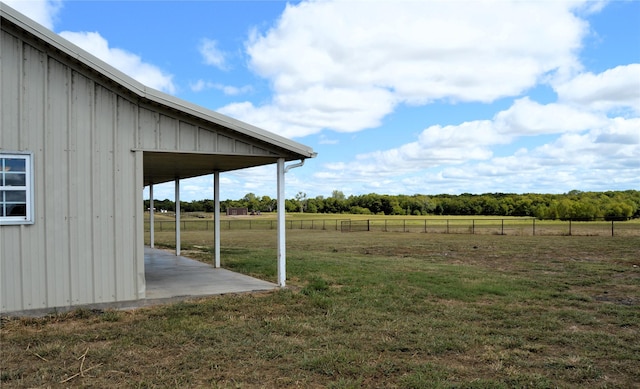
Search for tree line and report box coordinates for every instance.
[145,189,640,221]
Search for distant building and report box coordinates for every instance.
[226,207,249,216]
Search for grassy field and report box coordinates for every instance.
[146,212,640,237]
[2,228,639,388]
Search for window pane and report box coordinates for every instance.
[4,173,26,186]
[5,191,27,202]
[0,154,32,224]
[4,158,26,172]
[6,203,26,217]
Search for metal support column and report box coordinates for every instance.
[175,178,180,256]
[277,158,286,287]
[214,171,221,268]
[149,183,155,248]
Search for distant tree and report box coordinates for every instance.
[295,192,307,213]
[259,196,276,212]
[331,190,346,200]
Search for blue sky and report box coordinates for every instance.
[6,0,639,201]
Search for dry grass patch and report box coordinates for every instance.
[2,231,639,388]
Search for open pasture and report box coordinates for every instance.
[146,213,640,237]
[2,229,639,388]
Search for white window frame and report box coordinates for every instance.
[0,151,35,225]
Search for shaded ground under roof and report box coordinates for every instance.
[144,246,278,300]
[3,248,278,317]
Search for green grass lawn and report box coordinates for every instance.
[2,230,639,388]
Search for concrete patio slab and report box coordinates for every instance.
[144,247,278,299]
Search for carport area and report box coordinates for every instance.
[144,247,277,300]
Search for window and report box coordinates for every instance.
[0,152,34,225]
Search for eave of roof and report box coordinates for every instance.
[0,2,316,160]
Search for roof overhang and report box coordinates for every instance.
[142,151,302,186]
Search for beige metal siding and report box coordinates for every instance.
[1,27,143,313]
[69,71,94,305]
[45,58,72,307]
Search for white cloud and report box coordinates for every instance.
[555,64,640,115]
[3,0,62,29]
[223,0,592,138]
[190,80,253,95]
[494,97,607,136]
[314,94,639,194]
[198,38,227,69]
[59,31,176,94]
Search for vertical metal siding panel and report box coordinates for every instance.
[19,42,48,310]
[0,31,22,312]
[197,128,217,152]
[235,140,251,154]
[1,228,22,310]
[179,122,197,151]
[114,97,138,301]
[68,71,94,305]
[217,134,234,152]
[138,108,157,149]
[159,115,178,150]
[92,85,116,303]
[45,59,71,308]
[1,31,20,149]
[134,150,145,298]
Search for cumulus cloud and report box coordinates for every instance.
[554,64,640,115]
[315,96,639,193]
[494,97,607,136]
[198,38,227,69]
[59,31,176,94]
[221,0,592,138]
[3,0,62,29]
[190,80,253,95]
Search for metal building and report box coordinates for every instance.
[0,4,316,314]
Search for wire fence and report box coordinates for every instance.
[145,217,640,237]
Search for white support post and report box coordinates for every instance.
[277,158,286,287]
[214,171,221,268]
[149,183,155,248]
[175,178,180,256]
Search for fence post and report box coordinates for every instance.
[472,219,475,235]
[446,220,449,234]
[569,219,572,236]
[611,220,614,237]
[533,219,536,236]
[403,219,406,233]
[368,219,370,231]
[501,219,504,235]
